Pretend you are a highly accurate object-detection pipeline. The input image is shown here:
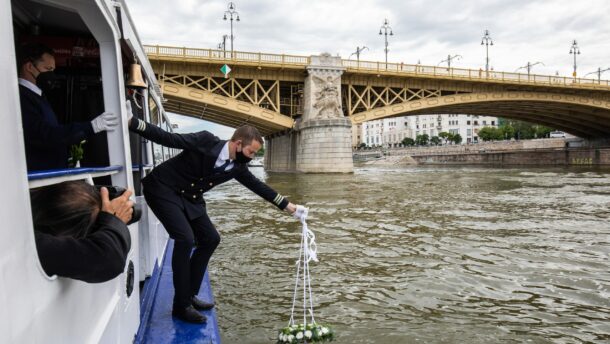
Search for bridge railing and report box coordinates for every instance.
[144,45,609,88]
[144,45,310,66]
[341,60,609,88]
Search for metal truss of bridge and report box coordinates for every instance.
[145,45,610,138]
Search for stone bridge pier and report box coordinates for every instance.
[264,54,354,173]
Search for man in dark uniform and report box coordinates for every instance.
[17,43,118,171]
[128,113,305,323]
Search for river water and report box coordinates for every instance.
[204,166,610,343]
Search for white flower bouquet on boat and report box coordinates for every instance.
[276,206,334,343]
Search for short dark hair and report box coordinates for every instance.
[30,181,101,239]
[17,42,54,69]
[231,125,263,146]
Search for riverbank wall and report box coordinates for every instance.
[356,139,610,166]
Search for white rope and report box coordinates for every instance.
[288,207,318,327]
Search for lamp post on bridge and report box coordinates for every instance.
[516,61,545,77]
[438,54,462,71]
[379,19,393,66]
[480,29,493,72]
[223,2,240,57]
[569,40,580,77]
[350,46,369,63]
[217,34,228,58]
[585,67,610,84]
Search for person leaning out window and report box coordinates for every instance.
[30,181,134,283]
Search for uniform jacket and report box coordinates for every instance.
[34,212,131,283]
[129,118,288,219]
[19,85,94,171]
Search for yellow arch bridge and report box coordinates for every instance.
[144,45,610,138]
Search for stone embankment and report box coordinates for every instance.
[356,138,610,166]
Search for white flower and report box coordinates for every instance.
[316,330,322,337]
[322,327,329,334]
[281,334,287,342]
[278,333,283,340]
[305,330,312,339]
[296,332,303,340]
[288,334,295,342]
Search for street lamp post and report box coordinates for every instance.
[569,40,580,77]
[480,29,493,72]
[438,54,462,71]
[223,2,240,57]
[349,46,369,63]
[217,34,228,57]
[516,61,544,77]
[379,19,393,66]
[585,67,610,83]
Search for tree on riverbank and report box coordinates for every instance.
[498,119,554,140]
[415,134,429,146]
[438,131,462,144]
[401,137,415,146]
[430,136,441,145]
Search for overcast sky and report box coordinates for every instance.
[126,0,610,135]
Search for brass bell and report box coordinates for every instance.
[126,63,147,89]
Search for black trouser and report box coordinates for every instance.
[143,187,220,309]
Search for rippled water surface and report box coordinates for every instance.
[203,166,610,343]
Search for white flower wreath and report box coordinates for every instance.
[276,207,335,343]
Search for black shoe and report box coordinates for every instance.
[191,296,215,311]
[172,305,207,323]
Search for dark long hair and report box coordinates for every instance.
[30,181,101,238]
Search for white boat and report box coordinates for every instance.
[1,0,219,342]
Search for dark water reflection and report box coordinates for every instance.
[204,166,610,343]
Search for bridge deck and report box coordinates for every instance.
[145,45,610,91]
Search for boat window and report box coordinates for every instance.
[12,12,120,187]
[149,96,165,165]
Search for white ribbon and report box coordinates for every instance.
[300,208,318,263]
[288,207,318,328]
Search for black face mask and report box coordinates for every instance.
[33,65,57,93]
[235,148,252,164]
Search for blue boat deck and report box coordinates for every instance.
[136,240,221,344]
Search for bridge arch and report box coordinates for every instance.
[161,83,294,136]
[349,91,610,138]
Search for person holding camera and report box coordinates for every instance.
[31,181,134,283]
[17,43,119,171]
[127,106,307,324]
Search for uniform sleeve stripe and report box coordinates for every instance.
[137,119,147,131]
[273,194,285,206]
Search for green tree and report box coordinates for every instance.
[401,137,415,146]
[500,125,515,140]
[498,119,556,140]
[430,136,441,145]
[415,134,429,146]
[451,133,463,144]
[478,126,504,141]
[358,142,367,149]
[438,132,451,141]
[477,127,495,141]
[535,125,553,138]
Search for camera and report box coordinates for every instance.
[95,185,142,225]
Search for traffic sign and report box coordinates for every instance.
[220,64,232,78]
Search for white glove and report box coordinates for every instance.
[125,100,134,121]
[91,112,119,133]
[293,205,308,221]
